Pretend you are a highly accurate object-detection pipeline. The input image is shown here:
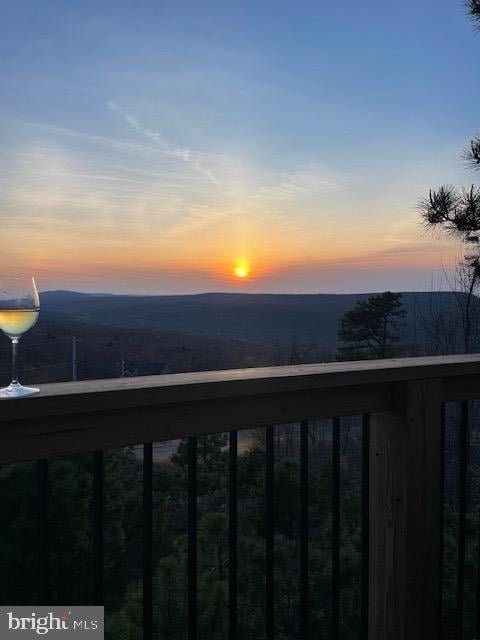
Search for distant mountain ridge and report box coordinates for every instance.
[39,290,467,348]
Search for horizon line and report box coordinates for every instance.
[40,288,461,297]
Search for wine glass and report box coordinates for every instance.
[0,276,40,398]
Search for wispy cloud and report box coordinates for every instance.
[167,204,232,236]
[107,100,221,186]
[1,109,453,294]
[102,101,354,239]
[253,165,345,202]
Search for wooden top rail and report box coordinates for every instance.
[1,354,480,463]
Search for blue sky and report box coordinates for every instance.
[0,0,478,293]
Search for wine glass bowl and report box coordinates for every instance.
[0,276,40,398]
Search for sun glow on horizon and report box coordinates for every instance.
[233,259,250,279]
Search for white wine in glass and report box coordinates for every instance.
[0,276,40,398]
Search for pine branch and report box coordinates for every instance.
[463,136,480,170]
[467,0,480,27]
[419,186,480,236]
[459,185,480,228]
[418,186,459,228]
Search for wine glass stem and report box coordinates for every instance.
[11,337,19,384]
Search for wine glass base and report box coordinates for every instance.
[0,381,39,399]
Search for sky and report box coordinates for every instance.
[0,0,479,294]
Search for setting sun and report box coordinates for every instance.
[233,260,250,279]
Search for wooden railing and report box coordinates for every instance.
[2,354,480,640]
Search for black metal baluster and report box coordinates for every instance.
[456,400,469,639]
[37,459,50,604]
[265,426,274,640]
[300,421,309,640]
[143,443,153,640]
[439,404,445,640]
[476,497,480,640]
[229,431,238,640]
[332,417,340,640]
[92,450,104,606]
[476,503,480,640]
[188,437,198,640]
[360,414,370,640]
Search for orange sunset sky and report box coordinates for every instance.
[1,1,478,294]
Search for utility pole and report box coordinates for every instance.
[72,336,77,381]
[120,356,137,377]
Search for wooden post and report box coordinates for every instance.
[369,378,442,640]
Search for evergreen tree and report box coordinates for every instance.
[337,292,407,360]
